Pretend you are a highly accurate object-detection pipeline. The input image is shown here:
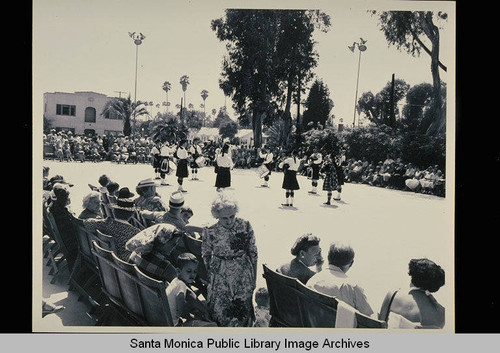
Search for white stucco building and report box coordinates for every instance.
[43,91,124,136]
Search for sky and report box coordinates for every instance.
[32,0,455,127]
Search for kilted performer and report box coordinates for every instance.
[279,150,300,207]
[159,142,172,185]
[321,154,340,205]
[215,143,233,191]
[175,139,189,193]
[308,149,323,194]
[151,142,161,179]
[334,155,345,201]
[189,139,203,180]
[258,146,274,187]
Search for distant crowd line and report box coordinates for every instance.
[43,130,445,197]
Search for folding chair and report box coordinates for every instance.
[296,280,337,327]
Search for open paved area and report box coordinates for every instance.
[35,160,454,331]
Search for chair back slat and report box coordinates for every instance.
[91,229,117,253]
[70,215,95,266]
[92,241,122,302]
[112,253,144,318]
[355,311,387,328]
[134,266,174,326]
[262,264,304,327]
[296,281,337,327]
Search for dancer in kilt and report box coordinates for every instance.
[151,142,161,180]
[258,146,274,187]
[215,143,233,191]
[189,138,203,180]
[159,142,172,186]
[175,139,189,192]
[308,148,323,194]
[321,154,339,205]
[279,150,300,207]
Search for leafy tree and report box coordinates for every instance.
[211,9,330,148]
[301,127,342,157]
[302,79,332,131]
[219,120,239,140]
[200,89,209,124]
[212,108,232,128]
[401,82,433,132]
[357,78,409,127]
[101,95,148,136]
[371,10,448,135]
[342,125,400,162]
[151,116,188,144]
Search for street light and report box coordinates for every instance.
[128,31,146,134]
[348,38,367,128]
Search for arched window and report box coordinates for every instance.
[84,107,96,123]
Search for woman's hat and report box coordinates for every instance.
[136,178,158,189]
[169,191,184,209]
[49,183,71,201]
[113,187,136,210]
[48,175,74,188]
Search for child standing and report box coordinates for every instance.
[253,287,271,327]
[166,253,216,326]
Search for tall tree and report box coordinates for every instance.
[162,81,171,112]
[200,89,209,125]
[211,9,330,148]
[302,79,332,131]
[179,75,190,117]
[101,95,148,136]
[371,10,448,135]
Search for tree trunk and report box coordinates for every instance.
[420,12,444,136]
[252,108,264,148]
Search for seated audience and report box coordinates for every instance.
[165,252,216,327]
[379,258,445,329]
[78,190,102,220]
[106,181,120,204]
[307,241,374,317]
[126,223,184,282]
[135,178,167,212]
[277,233,323,284]
[83,187,141,261]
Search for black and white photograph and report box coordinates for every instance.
[31,0,462,344]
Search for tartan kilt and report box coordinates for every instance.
[152,154,161,168]
[176,159,189,178]
[282,170,300,190]
[215,167,231,188]
[322,168,339,191]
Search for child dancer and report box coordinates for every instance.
[321,153,339,205]
[308,148,323,194]
[258,146,274,187]
[279,150,300,207]
[175,139,189,192]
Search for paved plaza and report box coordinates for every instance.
[36,160,454,331]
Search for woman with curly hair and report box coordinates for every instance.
[379,258,445,329]
[201,192,258,326]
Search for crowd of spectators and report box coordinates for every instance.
[341,157,445,197]
[43,131,445,197]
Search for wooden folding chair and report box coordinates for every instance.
[262,264,304,327]
[296,280,337,328]
[44,211,72,284]
[134,266,174,326]
[91,229,117,253]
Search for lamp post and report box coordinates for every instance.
[129,32,146,134]
[348,38,367,128]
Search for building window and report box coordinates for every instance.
[104,110,122,120]
[85,107,96,123]
[56,104,76,116]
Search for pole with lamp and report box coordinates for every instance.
[348,38,367,128]
[128,32,146,135]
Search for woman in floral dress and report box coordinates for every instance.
[201,192,258,327]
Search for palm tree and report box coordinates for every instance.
[162,81,171,113]
[101,96,149,136]
[200,89,209,126]
[179,75,190,116]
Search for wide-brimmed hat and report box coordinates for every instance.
[49,183,71,201]
[48,175,74,188]
[136,178,158,189]
[112,187,136,210]
[169,191,184,209]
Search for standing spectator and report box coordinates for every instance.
[307,241,374,317]
[201,192,258,327]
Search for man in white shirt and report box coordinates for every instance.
[307,242,374,317]
[258,146,274,187]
